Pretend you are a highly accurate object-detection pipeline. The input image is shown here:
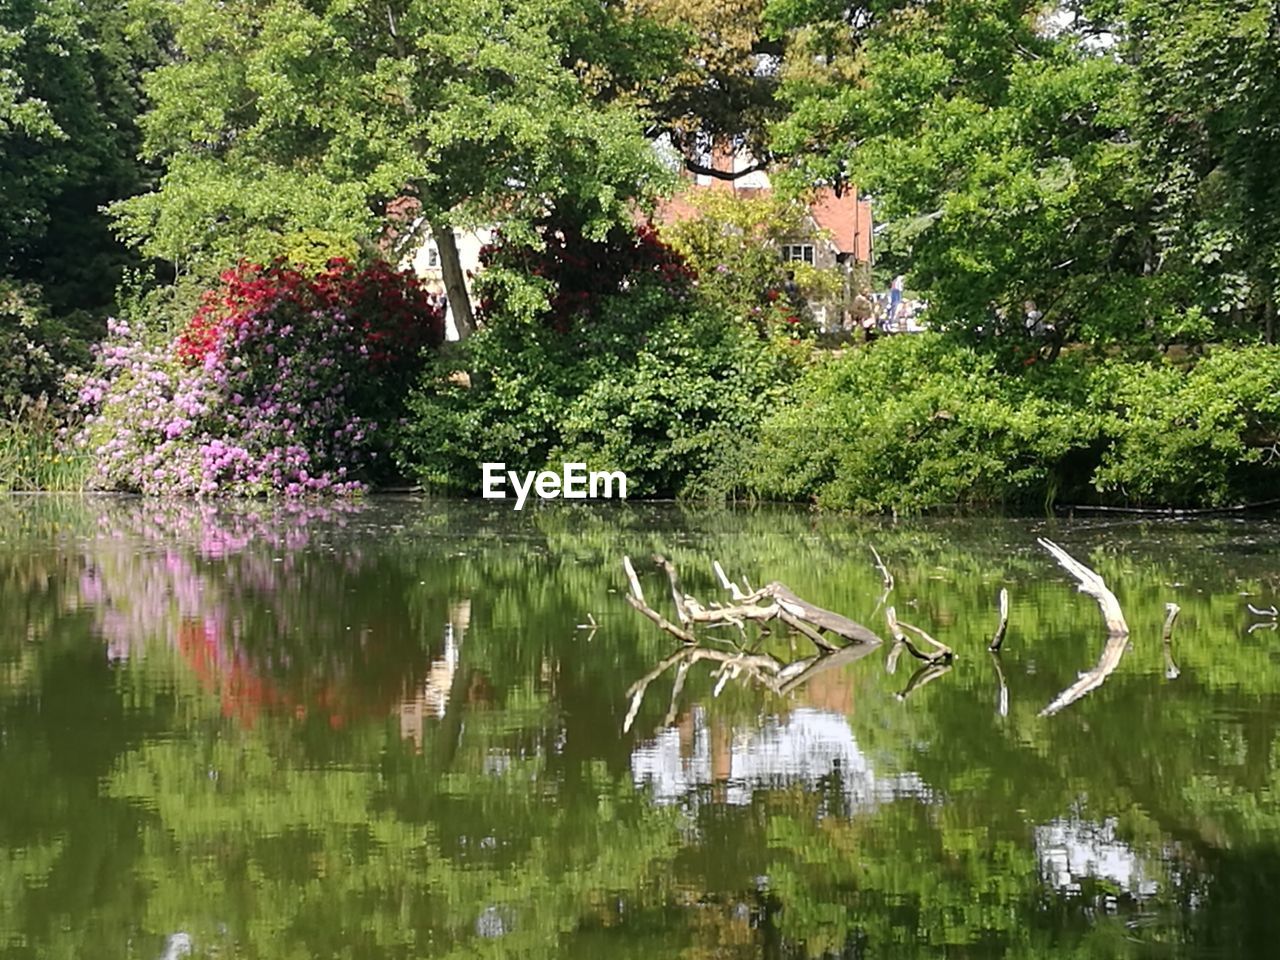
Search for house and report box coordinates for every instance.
[653,146,873,328]
[398,147,872,337]
[403,223,493,342]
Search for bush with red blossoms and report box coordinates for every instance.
[77,260,444,496]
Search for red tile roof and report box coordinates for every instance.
[650,176,872,263]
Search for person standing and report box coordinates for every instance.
[889,274,905,329]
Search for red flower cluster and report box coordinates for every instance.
[477,222,695,331]
[176,259,445,368]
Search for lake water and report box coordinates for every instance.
[2,496,1279,958]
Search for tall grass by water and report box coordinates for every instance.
[0,400,88,492]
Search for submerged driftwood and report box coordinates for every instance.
[620,555,884,732]
[620,539,1195,729]
[624,555,884,652]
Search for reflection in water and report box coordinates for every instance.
[4,498,1280,958]
[399,600,468,747]
[631,706,929,809]
[1040,633,1132,717]
[1036,818,1160,898]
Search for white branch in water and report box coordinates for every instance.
[886,606,950,662]
[1162,601,1181,680]
[622,555,644,604]
[1037,538,1129,636]
[870,546,894,613]
[989,587,1010,652]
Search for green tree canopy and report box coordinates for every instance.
[0,0,151,319]
[112,0,680,332]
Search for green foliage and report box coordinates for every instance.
[750,335,1280,511]
[1092,344,1280,506]
[0,0,151,317]
[398,279,795,499]
[1121,0,1280,334]
[0,282,66,415]
[763,0,1280,345]
[751,334,1100,511]
[0,399,88,492]
[770,1,1161,345]
[112,0,674,279]
[660,189,841,334]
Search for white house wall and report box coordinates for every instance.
[405,226,494,341]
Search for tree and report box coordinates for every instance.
[112,0,678,335]
[626,0,786,179]
[767,1,1161,348]
[1115,0,1280,342]
[0,0,151,321]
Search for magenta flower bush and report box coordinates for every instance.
[77,261,443,496]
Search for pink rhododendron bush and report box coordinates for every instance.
[76,260,444,496]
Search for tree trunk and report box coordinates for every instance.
[431,220,475,340]
[1265,298,1276,345]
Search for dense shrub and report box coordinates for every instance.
[476,221,696,332]
[658,190,840,337]
[398,229,795,498]
[79,260,443,496]
[0,281,94,416]
[1092,346,1280,506]
[750,335,1100,512]
[750,336,1280,512]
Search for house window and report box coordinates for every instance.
[780,244,814,265]
[426,245,440,268]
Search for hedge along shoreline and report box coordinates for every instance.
[747,334,1280,513]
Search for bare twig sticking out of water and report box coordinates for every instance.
[989,588,1011,652]
[1247,602,1278,633]
[1162,602,1181,680]
[885,606,953,664]
[653,554,692,626]
[873,550,952,666]
[870,546,894,614]
[623,556,696,645]
[1037,539,1131,717]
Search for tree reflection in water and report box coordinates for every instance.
[2,499,1280,957]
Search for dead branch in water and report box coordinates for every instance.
[1037,538,1129,636]
[1038,539,1131,716]
[623,556,882,653]
[989,651,1009,717]
[653,554,692,626]
[885,606,952,663]
[621,554,886,731]
[1247,602,1278,633]
[989,588,1010,652]
[622,646,787,733]
[870,546,894,613]
[896,661,952,701]
[1162,602,1181,680]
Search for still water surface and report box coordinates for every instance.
[2,497,1279,958]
